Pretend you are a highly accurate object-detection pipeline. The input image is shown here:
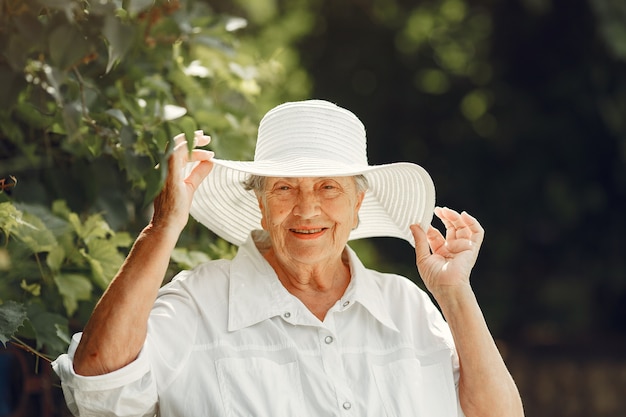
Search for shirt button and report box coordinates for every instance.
[342,401,352,410]
[283,312,291,318]
[324,336,334,344]
[342,300,350,307]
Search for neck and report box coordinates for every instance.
[263,249,351,321]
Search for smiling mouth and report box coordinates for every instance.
[291,228,326,234]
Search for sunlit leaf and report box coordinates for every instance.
[12,211,57,253]
[0,202,21,235]
[0,301,27,346]
[105,108,129,125]
[109,231,133,248]
[0,248,10,271]
[81,238,125,290]
[51,200,72,220]
[54,273,93,316]
[20,280,41,297]
[183,60,211,78]
[225,17,248,32]
[46,245,65,272]
[81,214,113,244]
[162,104,187,121]
[171,248,212,270]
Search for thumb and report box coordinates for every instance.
[410,224,432,265]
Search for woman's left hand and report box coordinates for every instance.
[410,207,484,297]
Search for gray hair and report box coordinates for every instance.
[243,174,369,194]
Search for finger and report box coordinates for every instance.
[186,160,214,190]
[410,224,431,264]
[437,206,477,240]
[172,135,211,164]
[446,208,482,243]
[173,132,186,146]
[460,211,485,244]
[448,210,474,240]
[173,131,211,150]
[194,130,211,147]
[434,206,458,240]
[426,225,446,254]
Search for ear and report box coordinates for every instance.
[352,191,365,228]
[256,192,268,230]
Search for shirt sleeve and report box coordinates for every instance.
[51,333,158,417]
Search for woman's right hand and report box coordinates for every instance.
[152,130,214,234]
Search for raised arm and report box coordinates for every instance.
[72,131,214,376]
[410,207,524,417]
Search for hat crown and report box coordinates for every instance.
[254,100,369,166]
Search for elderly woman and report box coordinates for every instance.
[53,100,523,416]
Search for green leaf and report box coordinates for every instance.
[0,66,26,109]
[37,0,80,23]
[143,161,166,207]
[11,211,57,253]
[68,212,112,243]
[81,214,113,244]
[20,280,41,297]
[48,25,90,70]
[81,238,125,290]
[127,0,155,16]
[14,202,69,238]
[53,273,93,316]
[25,302,69,356]
[46,245,65,272]
[51,200,72,219]
[109,231,133,248]
[0,301,27,346]
[105,108,129,125]
[0,202,21,235]
[103,15,136,73]
[171,248,212,270]
[174,115,198,152]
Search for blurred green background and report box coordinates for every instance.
[1,0,625,415]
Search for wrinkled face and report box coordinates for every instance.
[257,176,365,267]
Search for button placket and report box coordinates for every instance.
[317,328,354,414]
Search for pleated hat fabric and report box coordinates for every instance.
[188,100,435,247]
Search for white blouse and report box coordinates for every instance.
[53,234,464,417]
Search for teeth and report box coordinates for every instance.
[293,228,323,234]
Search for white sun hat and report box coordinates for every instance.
[187,99,435,247]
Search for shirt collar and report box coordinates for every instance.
[342,246,400,333]
[228,231,399,333]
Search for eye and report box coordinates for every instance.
[318,181,343,197]
[271,182,293,192]
[319,180,340,190]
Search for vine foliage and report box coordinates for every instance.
[0,0,310,358]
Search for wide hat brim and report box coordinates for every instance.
[187,157,435,247]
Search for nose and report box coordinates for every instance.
[293,189,320,219]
